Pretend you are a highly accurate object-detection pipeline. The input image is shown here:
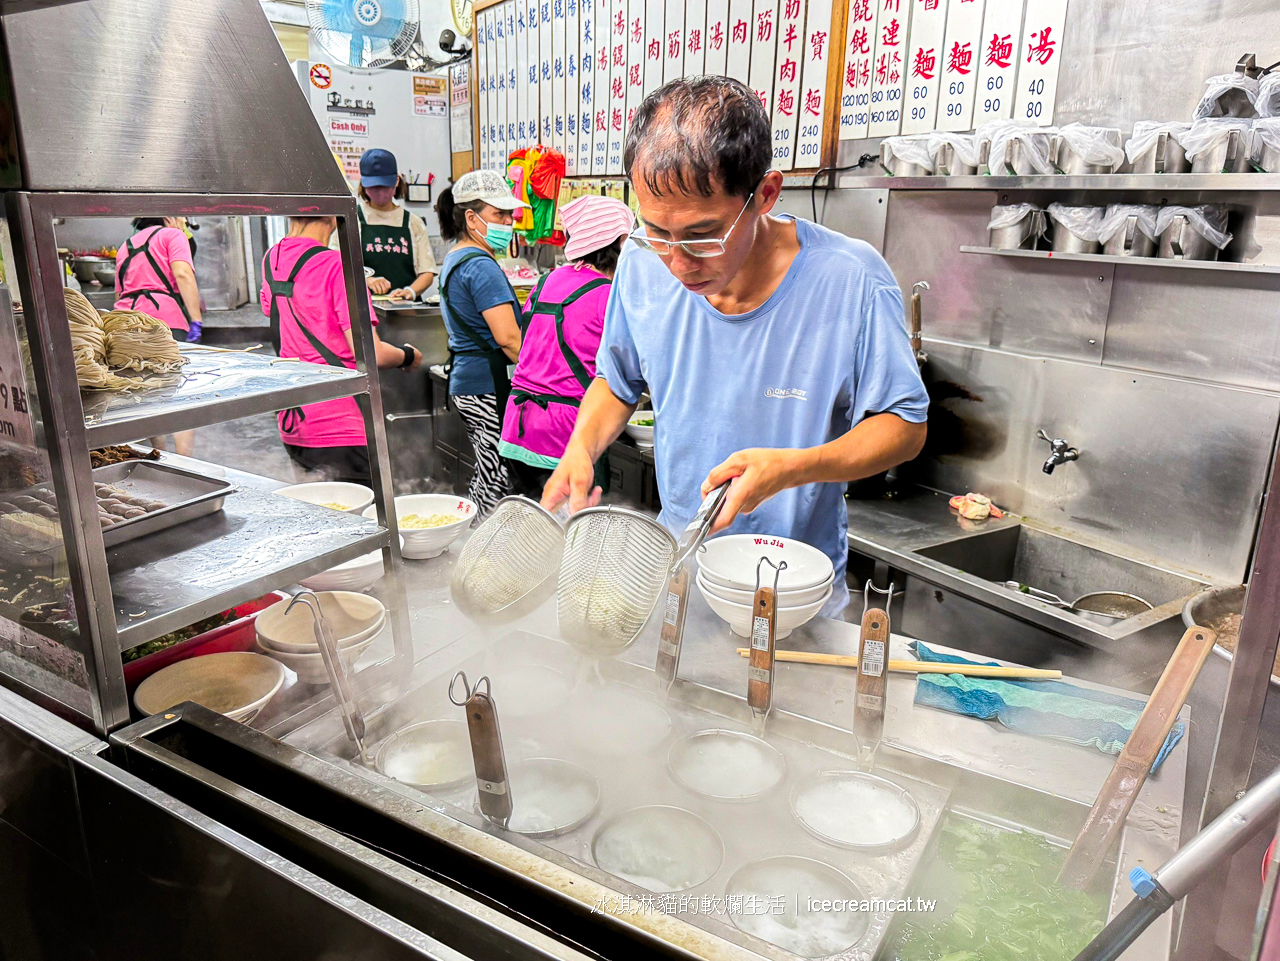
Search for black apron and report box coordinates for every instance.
[439,249,520,416]
[117,227,193,327]
[265,244,352,436]
[358,205,418,290]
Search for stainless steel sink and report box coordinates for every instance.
[915,525,1207,612]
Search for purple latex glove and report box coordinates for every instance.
[185,319,203,343]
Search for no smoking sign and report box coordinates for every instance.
[310,63,333,89]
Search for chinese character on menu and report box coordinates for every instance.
[804,87,821,115]
[777,88,795,115]
[784,0,801,17]
[1026,27,1056,65]
[554,57,563,78]
[612,76,624,98]
[595,109,607,130]
[882,0,899,10]
[630,63,641,85]
[783,23,797,51]
[688,28,702,53]
[632,16,642,41]
[912,46,936,78]
[757,10,773,42]
[732,19,748,43]
[780,58,796,81]
[649,38,660,59]
[924,0,938,9]
[611,107,623,129]
[846,63,857,87]
[710,21,724,49]
[889,50,902,83]
[985,32,1013,69]
[881,18,900,46]
[556,116,564,135]
[852,0,871,20]
[850,27,870,54]
[810,29,827,59]
[668,30,681,58]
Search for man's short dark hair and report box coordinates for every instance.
[623,77,771,200]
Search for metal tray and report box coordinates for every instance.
[93,460,234,547]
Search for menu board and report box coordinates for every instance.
[1013,0,1067,125]
[663,0,683,83]
[566,0,580,173]
[684,0,707,76]
[608,0,629,172]
[769,0,805,171]
[553,0,567,156]
[899,0,948,134]
[934,0,986,132]
[505,4,519,163]
[796,0,834,162]
[643,0,664,95]
[972,0,1023,125]
[593,0,611,172]
[867,0,910,137]
[494,9,508,164]
[725,0,753,92]
[625,0,646,128]
[704,0,729,74]
[747,0,779,114]
[539,0,554,142]
[839,0,880,139]
[577,0,594,171]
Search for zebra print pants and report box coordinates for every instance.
[452,393,511,515]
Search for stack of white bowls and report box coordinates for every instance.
[696,535,835,639]
[300,536,406,593]
[255,591,387,684]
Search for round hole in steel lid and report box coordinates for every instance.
[591,805,724,893]
[375,719,473,791]
[725,856,870,958]
[790,770,921,852]
[667,729,787,802]
[481,757,600,838]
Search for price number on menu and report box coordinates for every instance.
[1023,77,1046,119]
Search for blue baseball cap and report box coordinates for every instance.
[359,148,399,187]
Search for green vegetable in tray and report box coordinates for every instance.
[891,817,1107,961]
[634,418,654,427]
[121,610,237,662]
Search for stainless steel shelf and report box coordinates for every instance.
[840,172,1280,191]
[108,485,389,650]
[959,245,1280,274]
[82,347,368,447]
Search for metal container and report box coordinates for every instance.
[1051,128,1124,174]
[933,140,978,175]
[1182,585,1261,678]
[1103,215,1158,257]
[92,266,116,286]
[879,139,930,177]
[1002,135,1054,175]
[1189,127,1252,173]
[1159,215,1222,261]
[1251,129,1280,172]
[989,209,1044,250]
[1050,220,1102,254]
[1129,131,1191,173]
[70,255,112,283]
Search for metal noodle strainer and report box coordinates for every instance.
[451,496,568,623]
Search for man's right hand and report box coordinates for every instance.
[367,276,392,295]
[542,445,602,515]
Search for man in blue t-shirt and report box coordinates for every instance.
[542,77,929,615]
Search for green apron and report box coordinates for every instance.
[358,206,418,290]
[439,248,519,415]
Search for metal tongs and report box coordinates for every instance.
[655,482,732,689]
[854,580,895,769]
[746,557,787,723]
[449,671,512,827]
[286,590,367,760]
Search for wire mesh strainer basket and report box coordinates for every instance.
[557,506,678,655]
[450,496,566,622]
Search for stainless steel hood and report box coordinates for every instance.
[1,0,348,195]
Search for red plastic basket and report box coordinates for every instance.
[122,591,289,692]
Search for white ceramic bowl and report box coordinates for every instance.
[133,651,286,722]
[255,591,387,653]
[698,534,834,593]
[299,536,405,593]
[697,579,833,640]
[274,481,374,515]
[624,413,655,448]
[258,634,378,685]
[363,494,475,559]
[695,570,835,608]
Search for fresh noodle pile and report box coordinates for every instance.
[64,288,136,390]
[101,309,186,373]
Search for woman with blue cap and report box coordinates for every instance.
[352,148,437,301]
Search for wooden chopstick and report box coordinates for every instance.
[734,648,1062,680]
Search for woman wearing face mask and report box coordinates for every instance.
[350,149,437,302]
[434,170,528,514]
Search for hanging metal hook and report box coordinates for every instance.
[864,579,897,613]
[449,671,492,706]
[756,556,787,595]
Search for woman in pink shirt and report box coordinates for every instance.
[498,195,634,497]
[262,215,423,485]
[114,217,204,339]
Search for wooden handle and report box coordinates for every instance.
[910,293,923,349]
[1058,626,1216,888]
[854,607,891,751]
[747,584,778,715]
[733,648,1062,679]
[655,567,690,689]
[465,692,512,825]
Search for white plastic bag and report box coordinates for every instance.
[1055,123,1125,168]
[1178,117,1253,161]
[1257,74,1280,118]
[1047,204,1105,242]
[1252,117,1280,156]
[979,120,1055,175]
[1124,121,1191,164]
[1194,73,1260,120]
[1098,204,1159,244]
[926,131,981,169]
[882,134,935,172]
[1155,205,1233,249]
[987,203,1046,233]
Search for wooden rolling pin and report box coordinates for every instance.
[734,648,1062,680]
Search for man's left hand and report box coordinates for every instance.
[702,448,797,534]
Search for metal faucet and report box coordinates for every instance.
[1037,429,1079,474]
[910,281,929,365]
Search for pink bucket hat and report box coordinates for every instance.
[561,195,635,261]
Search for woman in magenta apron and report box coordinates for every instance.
[498,195,634,498]
[262,215,422,485]
[114,217,204,339]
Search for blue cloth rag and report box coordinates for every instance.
[910,641,1184,773]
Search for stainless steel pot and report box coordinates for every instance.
[989,210,1044,250]
[1159,215,1222,261]
[1102,215,1157,257]
[1051,129,1123,174]
[1182,586,1264,678]
[1190,127,1253,173]
[1129,131,1191,174]
[933,141,978,176]
[71,256,111,283]
[1252,130,1280,172]
[1002,136,1055,176]
[879,140,930,177]
[1050,220,1101,254]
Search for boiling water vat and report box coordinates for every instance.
[792,771,921,851]
[567,687,672,756]
[668,730,787,801]
[376,720,473,789]
[481,665,573,718]
[492,758,600,836]
[726,856,869,958]
[592,806,724,892]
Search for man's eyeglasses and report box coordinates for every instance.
[628,184,760,259]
